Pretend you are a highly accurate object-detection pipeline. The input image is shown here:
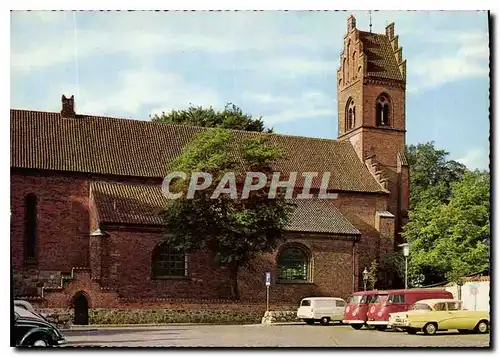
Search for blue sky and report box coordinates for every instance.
[10,10,490,170]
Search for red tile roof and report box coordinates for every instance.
[90,181,361,235]
[358,31,404,82]
[11,109,387,193]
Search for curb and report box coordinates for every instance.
[62,321,304,331]
[61,322,252,331]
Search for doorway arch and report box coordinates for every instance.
[72,291,89,325]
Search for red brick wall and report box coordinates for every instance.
[333,192,390,289]
[11,171,90,271]
[101,228,231,299]
[240,234,356,302]
[99,228,357,303]
[361,83,405,132]
[11,169,389,306]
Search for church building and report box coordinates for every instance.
[10,16,409,321]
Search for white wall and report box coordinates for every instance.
[444,281,490,311]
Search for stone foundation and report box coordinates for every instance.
[261,310,300,325]
[89,308,264,325]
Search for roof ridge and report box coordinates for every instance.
[10,108,342,144]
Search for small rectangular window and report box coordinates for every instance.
[446,302,462,311]
[301,300,311,307]
[388,294,405,304]
[336,300,346,307]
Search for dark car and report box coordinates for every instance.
[13,306,66,347]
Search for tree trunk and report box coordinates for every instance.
[228,263,240,301]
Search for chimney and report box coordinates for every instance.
[385,22,395,39]
[347,15,356,32]
[61,95,75,118]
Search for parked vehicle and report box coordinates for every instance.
[366,292,389,327]
[297,297,346,326]
[14,300,37,314]
[388,299,490,335]
[13,306,66,347]
[365,288,453,331]
[343,290,387,330]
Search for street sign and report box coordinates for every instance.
[265,272,271,286]
[469,284,479,295]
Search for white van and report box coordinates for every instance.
[297,297,346,326]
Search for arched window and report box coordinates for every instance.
[346,41,351,80]
[152,242,186,278]
[376,94,391,126]
[24,194,37,263]
[277,245,310,282]
[345,98,356,131]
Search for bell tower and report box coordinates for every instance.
[337,15,409,244]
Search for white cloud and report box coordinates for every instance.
[10,11,330,74]
[456,147,490,171]
[409,31,489,93]
[265,108,336,124]
[240,58,338,78]
[78,67,221,117]
[242,90,336,124]
[11,64,221,117]
[242,92,294,105]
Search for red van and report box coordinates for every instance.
[343,290,388,330]
[366,288,453,331]
[366,292,388,326]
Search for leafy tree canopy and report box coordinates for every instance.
[150,103,272,133]
[406,142,467,210]
[402,170,490,286]
[161,128,293,300]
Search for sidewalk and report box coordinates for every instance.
[62,321,303,332]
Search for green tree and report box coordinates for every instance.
[150,103,272,132]
[378,251,406,287]
[403,170,490,285]
[367,260,378,290]
[406,142,467,210]
[161,128,294,300]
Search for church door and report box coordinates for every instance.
[73,292,89,325]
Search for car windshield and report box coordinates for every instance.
[360,295,377,304]
[371,295,386,303]
[412,303,431,311]
[301,299,311,307]
[348,295,362,304]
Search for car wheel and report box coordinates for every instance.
[475,320,489,334]
[304,319,315,325]
[376,326,387,331]
[366,324,376,330]
[423,322,438,335]
[30,337,50,347]
[351,324,363,330]
[320,317,330,326]
[407,328,418,335]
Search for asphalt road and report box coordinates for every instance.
[61,323,491,347]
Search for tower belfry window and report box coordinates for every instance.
[345,99,356,130]
[376,94,390,126]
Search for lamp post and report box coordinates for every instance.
[362,267,369,291]
[399,243,410,289]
